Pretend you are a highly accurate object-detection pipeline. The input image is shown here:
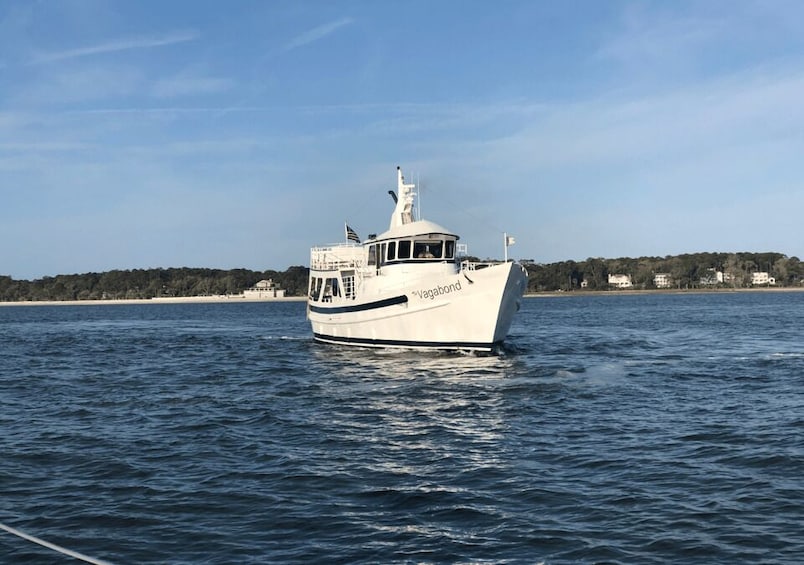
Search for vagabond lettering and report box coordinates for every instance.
[411,280,463,300]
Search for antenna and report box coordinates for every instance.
[417,171,422,220]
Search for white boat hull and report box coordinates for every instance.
[308,261,527,351]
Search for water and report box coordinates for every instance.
[1,293,802,564]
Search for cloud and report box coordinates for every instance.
[30,29,200,64]
[595,5,724,68]
[151,73,234,98]
[513,67,804,172]
[282,17,353,52]
[15,66,145,105]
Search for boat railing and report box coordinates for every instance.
[310,244,365,271]
[460,260,501,272]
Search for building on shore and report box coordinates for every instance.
[653,273,672,289]
[608,274,633,289]
[242,279,285,299]
[700,268,720,286]
[751,272,775,286]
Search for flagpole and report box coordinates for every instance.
[504,232,508,263]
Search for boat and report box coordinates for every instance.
[307,166,528,352]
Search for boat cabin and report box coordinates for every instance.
[366,234,458,267]
[367,218,459,267]
[308,220,460,304]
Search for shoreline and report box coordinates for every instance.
[525,286,804,298]
[2,286,802,307]
[0,295,307,307]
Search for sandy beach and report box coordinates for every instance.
[525,286,804,297]
[0,295,307,307]
[3,286,802,307]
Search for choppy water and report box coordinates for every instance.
[1,292,802,564]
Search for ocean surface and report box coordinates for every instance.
[1,292,802,564]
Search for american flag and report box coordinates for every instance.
[345,224,360,243]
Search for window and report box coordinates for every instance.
[322,279,333,302]
[380,243,386,266]
[398,240,411,259]
[329,277,340,298]
[387,241,396,261]
[445,240,455,259]
[414,240,442,259]
[368,245,377,266]
[342,271,355,299]
[309,277,323,301]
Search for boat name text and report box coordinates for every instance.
[411,280,463,300]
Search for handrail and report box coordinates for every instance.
[460,260,502,272]
[311,259,363,270]
[310,244,364,271]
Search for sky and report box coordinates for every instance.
[2,0,804,279]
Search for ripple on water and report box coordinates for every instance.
[1,296,803,563]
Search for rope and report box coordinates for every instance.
[0,522,114,565]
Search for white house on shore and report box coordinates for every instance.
[653,273,672,289]
[700,268,720,286]
[751,272,775,286]
[698,269,776,286]
[608,274,633,289]
[242,279,285,299]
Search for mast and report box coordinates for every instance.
[389,166,416,229]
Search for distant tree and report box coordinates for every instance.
[277,266,310,296]
[581,258,608,290]
[786,256,803,286]
[724,254,745,288]
[3,250,801,302]
[634,258,659,288]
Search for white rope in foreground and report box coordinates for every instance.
[0,522,114,565]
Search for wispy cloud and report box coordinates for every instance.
[16,66,144,105]
[151,73,234,99]
[282,17,353,52]
[30,29,199,64]
[0,141,89,152]
[595,6,723,67]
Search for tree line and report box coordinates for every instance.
[2,252,801,302]
[522,252,803,292]
[0,266,309,302]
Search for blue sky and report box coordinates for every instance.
[2,1,803,279]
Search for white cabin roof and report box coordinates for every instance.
[374,219,459,242]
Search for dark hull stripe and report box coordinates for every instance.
[313,332,499,351]
[308,294,408,315]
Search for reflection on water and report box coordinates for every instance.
[309,344,513,478]
[312,343,516,381]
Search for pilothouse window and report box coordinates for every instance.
[414,240,442,259]
[398,240,411,259]
[445,240,455,259]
